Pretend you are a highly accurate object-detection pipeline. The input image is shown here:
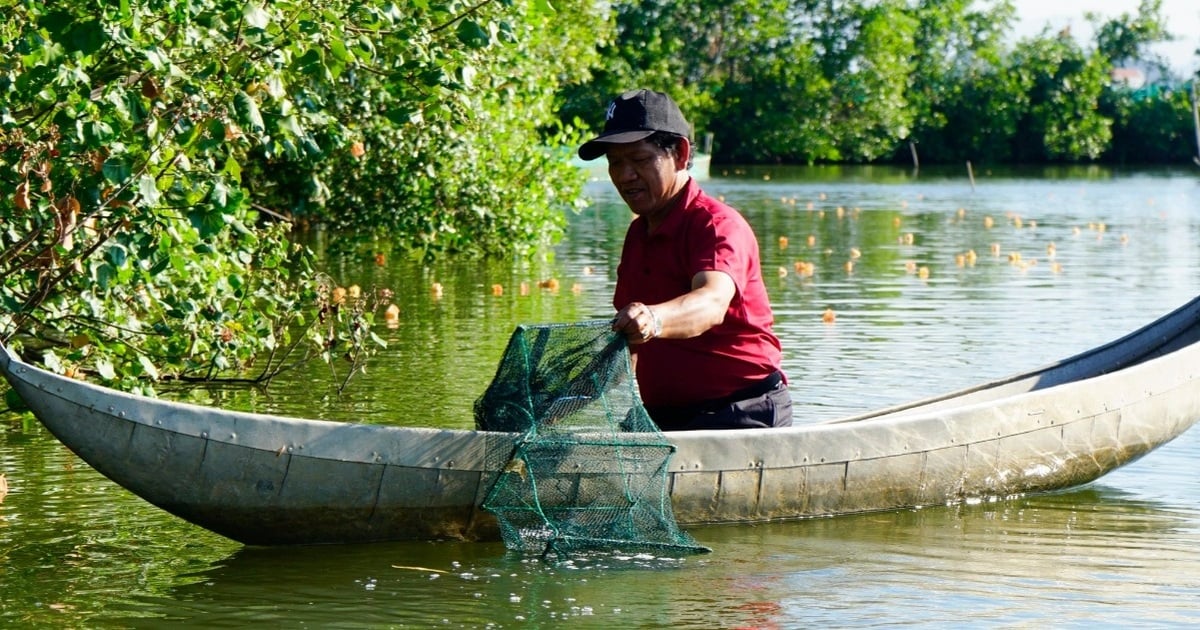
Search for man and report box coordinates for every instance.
[577,89,792,431]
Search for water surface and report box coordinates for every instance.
[2,164,1199,627]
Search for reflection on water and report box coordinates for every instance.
[3,166,1200,626]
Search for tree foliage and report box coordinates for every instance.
[246,0,603,259]
[1,0,603,387]
[1004,33,1112,162]
[566,0,1192,166]
[1090,0,1171,69]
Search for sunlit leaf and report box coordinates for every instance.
[330,39,354,63]
[244,3,270,29]
[42,350,64,374]
[223,156,242,182]
[96,358,116,381]
[138,174,160,205]
[138,355,160,380]
[84,120,115,147]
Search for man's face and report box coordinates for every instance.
[605,140,684,218]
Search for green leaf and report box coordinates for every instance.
[148,256,170,275]
[65,20,106,56]
[42,350,64,374]
[95,263,116,290]
[292,48,326,77]
[223,156,242,182]
[234,91,265,133]
[102,157,131,184]
[330,39,354,63]
[533,0,556,14]
[144,47,169,71]
[455,19,490,49]
[211,180,230,208]
[84,120,116,147]
[301,136,322,156]
[384,107,422,125]
[190,201,228,237]
[105,245,128,267]
[175,118,200,146]
[4,387,28,412]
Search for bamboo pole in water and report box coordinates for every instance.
[966,160,976,192]
[1192,81,1200,167]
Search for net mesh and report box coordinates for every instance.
[476,321,708,557]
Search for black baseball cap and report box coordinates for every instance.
[577,89,691,161]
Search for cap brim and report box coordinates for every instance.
[577,130,656,161]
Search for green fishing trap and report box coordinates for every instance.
[475,321,709,557]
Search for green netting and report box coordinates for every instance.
[476,321,709,557]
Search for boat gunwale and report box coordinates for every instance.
[824,293,1200,424]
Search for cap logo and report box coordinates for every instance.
[605,101,617,121]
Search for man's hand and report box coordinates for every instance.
[613,270,736,345]
[613,302,661,345]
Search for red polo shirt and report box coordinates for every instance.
[613,178,783,408]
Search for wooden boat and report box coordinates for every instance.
[4,295,1200,546]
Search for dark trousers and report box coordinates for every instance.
[646,371,793,431]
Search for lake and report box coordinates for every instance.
[2,164,1199,627]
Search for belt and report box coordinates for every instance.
[646,370,785,429]
[713,370,784,407]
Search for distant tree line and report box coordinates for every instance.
[560,0,1199,165]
